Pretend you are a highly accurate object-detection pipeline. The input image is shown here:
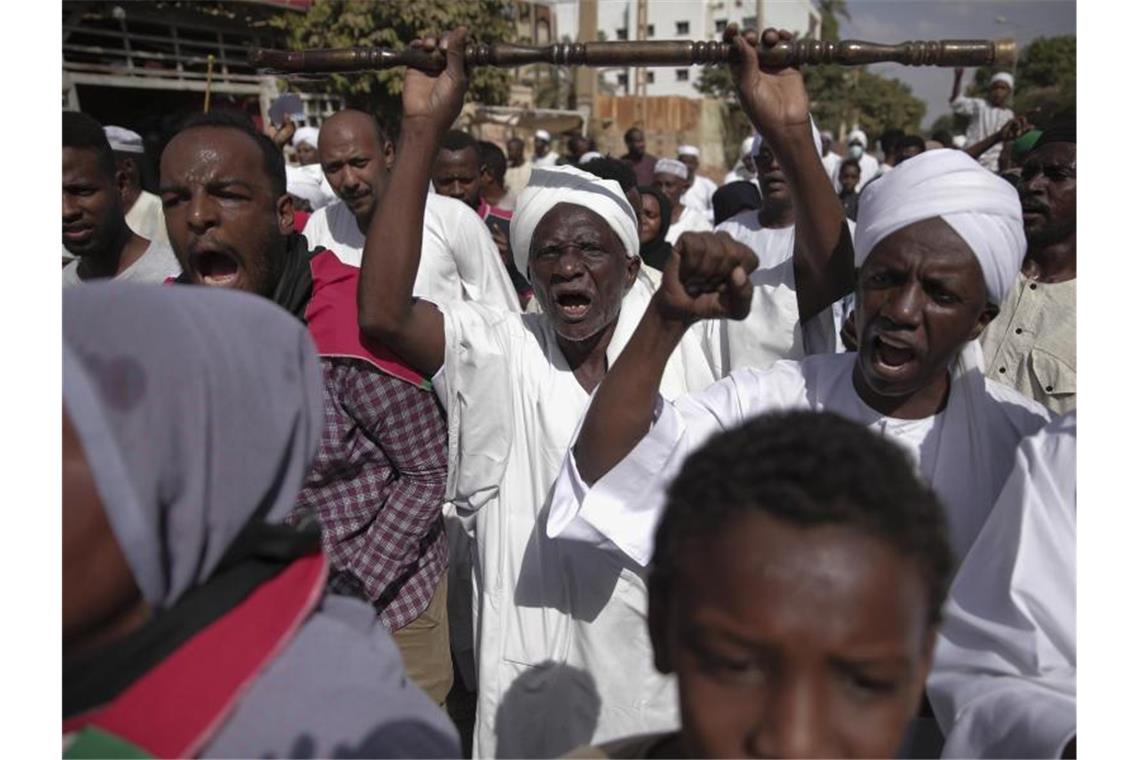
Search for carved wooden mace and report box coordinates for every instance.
[249,37,1017,75]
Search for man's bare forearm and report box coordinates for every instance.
[575,299,690,485]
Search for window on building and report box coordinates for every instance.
[676,68,689,82]
[715,19,728,33]
[646,71,655,84]
[675,20,689,35]
[647,24,655,37]
[616,28,628,40]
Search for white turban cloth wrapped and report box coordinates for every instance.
[510,164,639,277]
[854,149,1026,304]
[286,164,335,210]
[990,71,1015,90]
[292,126,320,149]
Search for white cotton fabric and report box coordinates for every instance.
[677,144,699,157]
[285,164,335,210]
[680,174,718,224]
[991,71,1015,90]
[548,350,1049,569]
[535,128,551,141]
[104,125,145,153]
[62,238,180,287]
[509,164,639,278]
[929,412,1075,759]
[654,157,689,179]
[124,190,170,247]
[303,194,520,313]
[848,128,869,147]
[432,278,715,757]
[664,203,713,245]
[292,125,319,148]
[578,150,603,164]
[854,149,1026,304]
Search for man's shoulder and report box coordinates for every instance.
[981,374,1053,429]
[425,192,482,225]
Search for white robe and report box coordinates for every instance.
[124,190,170,247]
[701,211,852,377]
[928,412,1076,759]
[433,286,715,758]
[303,195,521,313]
[680,175,718,224]
[664,204,713,245]
[548,350,1050,568]
[832,153,881,193]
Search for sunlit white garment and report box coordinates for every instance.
[700,211,851,377]
[664,204,713,245]
[433,290,714,758]
[680,175,718,224]
[548,351,1049,569]
[929,412,1076,759]
[303,195,520,313]
[952,95,1015,171]
[62,239,180,287]
[124,190,170,247]
[821,151,842,185]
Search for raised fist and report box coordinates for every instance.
[654,231,758,325]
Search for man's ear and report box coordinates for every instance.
[275,193,295,236]
[968,302,1000,341]
[383,139,396,170]
[115,158,134,201]
[624,252,642,291]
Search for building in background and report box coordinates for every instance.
[552,0,820,98]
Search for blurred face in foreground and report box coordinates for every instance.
[649,511,934,758]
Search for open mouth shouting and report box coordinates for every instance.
[870,333,919,378]
[552,287,594,322]
[190,247,241,288]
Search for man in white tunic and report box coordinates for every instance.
[354,31,719,758]
[302,109,519,313]
[951,70,1015,172]
[833,128,880,193]
[676,145,718,224]
[928,413,1076,759]
[549,29,1049,572]
[103,125,170,248]
[656,158,712,245]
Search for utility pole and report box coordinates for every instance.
[635,0,647,127]
[755,0,764,31]
[574,0,599,137]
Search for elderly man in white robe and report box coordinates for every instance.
[354,30,720,758]
[929,412,1076,759]
[676,145,717,224]
[656,158,713,245]
[549,27,1050,573]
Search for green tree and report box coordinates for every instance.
[967,35,1075,125]
[817,0,849,43]
[271,0,516,132]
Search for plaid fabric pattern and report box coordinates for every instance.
[293,358,448,631]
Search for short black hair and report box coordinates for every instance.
[652,410,953,626]
[176,110,286,196]
[840,157,862,174]
[879,128,905,155]
[898,135,927,156]
[579,157,637,193]
[931,129,955,148]
[624,127,643,141]
[441,129,479,156]
[62,111,117,179]
[477,140,507,183]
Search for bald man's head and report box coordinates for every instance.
[317,110,395,226]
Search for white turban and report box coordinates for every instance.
[854,149,1026,304]
[104,125,145,154]
[677,144,699,158]
[751,115,823,161]
[654,158,689,179]
[578,150,604,164]
[292,126,320,149]
[952,134,968,149]
[990,72,1015,90]
[535,129,552,142]
[848,128,868,147]
[509,164,639,277]
[285,164,336,210]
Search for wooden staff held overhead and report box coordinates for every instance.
[249,37,1017,75]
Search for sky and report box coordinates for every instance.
[837,0,1075,127]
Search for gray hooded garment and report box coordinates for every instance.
[63,282,459,758]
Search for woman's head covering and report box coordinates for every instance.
[637,184,674,271]
[854,149,1026,305]
[509,163,639,277]
[63,282,324,609]
[712,180,762,226]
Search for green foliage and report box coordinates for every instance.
[271,0,516,130]
[967,35,1075,125]
[817,0,849,43]
[803,65,925,143]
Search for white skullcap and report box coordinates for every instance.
[677,144,700,158]
[741,135,755,154]
[578,150,604,164]
[854,149,1026,304]
[848,128,868,147]
[654,157,690,179]
[751,115,823,161]
[285,164,336,210]
[510,164,639,277]
[535,129,552,142]
[104,125,145,154]
[952,134,968,149]
[990,72,1014,90]
[292,126,320,149]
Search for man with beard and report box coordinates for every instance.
[62,112,179,285]
[355,29,719,757]
[979,118,1076,414]
[302,110,519,312]
[159,110,456,706]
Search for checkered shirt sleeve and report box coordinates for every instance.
[293,358,448,631]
